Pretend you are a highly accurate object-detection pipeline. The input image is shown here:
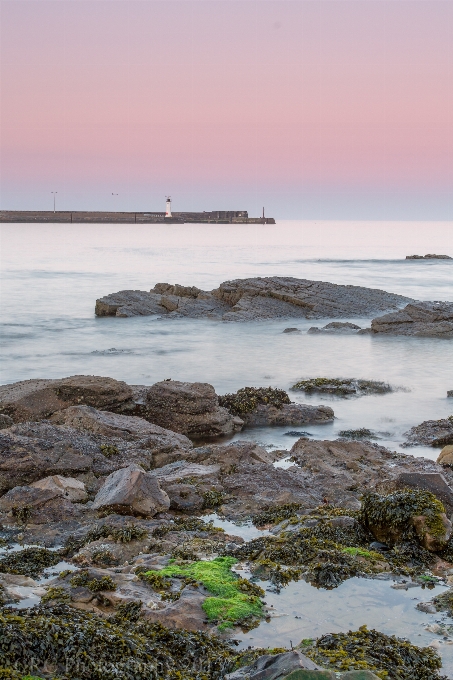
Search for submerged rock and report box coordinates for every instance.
[307,322,362,335]
[92,464,170,517]
[0,374,134,423]
[224,650,325,679]
[96,276,412,321]
[290,378,392,397]
[403,416,453,447]
[370,301,453,338]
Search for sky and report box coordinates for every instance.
[1,0,452,219]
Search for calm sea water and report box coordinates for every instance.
[1,220,453,671]
[1,221,452,458]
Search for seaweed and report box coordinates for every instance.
[218,387,291,417]
[338,429,377,440]
[99,444,119,458]
[304,625,442,680]
[0,604,241,679]
[290,378,391,397]
[152,517,224,538]
[62,523,148,557]
[41,587,71,604]
[361,489,446,540]
[69,570,116,592]
[0,548,61,579]
[110,600,143,623]
[142,556,264,630]
[202,491,224,510]
[252,503,305,527]
[11,506,32,528]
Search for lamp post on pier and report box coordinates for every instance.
[51,192,57,213]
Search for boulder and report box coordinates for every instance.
[307,322,362,335]
[283,327,301,333]
[30,474,87,502]
[0,375,134,423]
[370,301,453,338]
[448,390,453,397]
[92,464,170,517]
[0,485,80,524]
[240,403,334,427]
[394,471,453,514]
[96,277,413,321]
[403,416,453,447]
[438,445,453,466]
[224,650,325,679]
[143,380,242,440]
[50,405,192,451]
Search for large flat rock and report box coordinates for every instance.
[370,301,453,338]
[0,375,134,423]
[95,277,412,321]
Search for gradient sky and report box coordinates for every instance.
[1,0,452,218]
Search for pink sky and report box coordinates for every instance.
[1,0,452,218]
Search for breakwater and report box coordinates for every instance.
[0,210,275,224]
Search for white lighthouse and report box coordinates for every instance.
[165,196,172,218]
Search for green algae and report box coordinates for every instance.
[304,625,442,680]
[218,387,291,416]
[143,556,264,630]
[0,603,241,679]
[0,548,61,579]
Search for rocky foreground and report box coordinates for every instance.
[95,276,412,321]
[1,374,453,679]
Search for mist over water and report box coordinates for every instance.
[1,220,452,460]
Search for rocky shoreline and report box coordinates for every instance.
[94,276,453,338]
[1,373,453,678]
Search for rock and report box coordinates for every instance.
[406,254,452,259]
[403,417,453,447]
[290,378,392,397]
[143,380,241,440]
[0,414,13,429]
[370,301,453,338]
[448,390,453,397]
[0,375,134,423]
[283,328,301,333]
[438,445,453,466]
[224,650,325,679]
[0,485,80,524]
[30,474,88,502]
[163,483,205,511]
[97,277,413,321]
[95,290,167,317]
[412,513,452,551]
[394,472,453,514]
[50,405,192,452]
[92,464,170,517]
[307,322,362,334]
[240,403,334,427]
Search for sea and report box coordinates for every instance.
[1,219,453,670]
